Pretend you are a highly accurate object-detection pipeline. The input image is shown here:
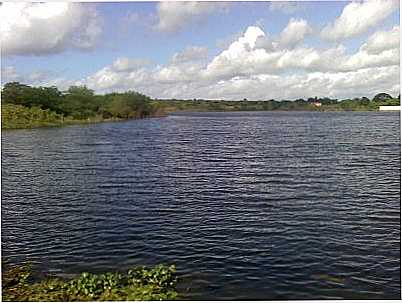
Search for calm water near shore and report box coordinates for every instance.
[2,111,400,300]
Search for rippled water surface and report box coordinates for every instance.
[2,111,401,300]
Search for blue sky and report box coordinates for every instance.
[1,1,400,100]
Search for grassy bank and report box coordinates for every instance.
[2,262,178,301]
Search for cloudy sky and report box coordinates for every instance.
[1,1,400,100]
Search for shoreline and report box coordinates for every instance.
[2,109,395,131]
[1,114,168,131]
[2,108,398,131]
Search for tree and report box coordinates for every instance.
[1,82,62,111]
[373,93,392,102]
[2,82,32,106]
[65,86,94,97]
[59,85,99,118]
[360,97,370,106]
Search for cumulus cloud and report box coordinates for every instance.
[12,64,398,101]
[74,22,398,99]
[85,67,124,90]
[155,2,229,32]
[202,26,287,81]
[1,66,76,89]
[178,65,399,100]
[170,46,208,64]
[342,48,399,71]
[1,66,50,84]
[254,35,278,52]
[278,18,312,48]
[321,0,399,41]
[360,25,400,54]
[202,24,400,82]
[216,31,244,49]
[269,2,305,14]
[1,2,102,56]
[111,57,152,72]
[255,18,312,51]
[5,17,399,100]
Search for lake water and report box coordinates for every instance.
[2,111,401,300]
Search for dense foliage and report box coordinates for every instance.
[1,82,165,129]
[1,104,64,129]
[2,263,178,301]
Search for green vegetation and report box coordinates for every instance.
[2,262,178,301]
[2,104,64,129]
[1,82,166,129]
[159,94,400,112]
[1,81,400,129]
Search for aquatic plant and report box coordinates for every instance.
[2,262,178,301]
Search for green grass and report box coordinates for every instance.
[2,263,178,301]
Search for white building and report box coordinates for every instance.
[379,106,401,111]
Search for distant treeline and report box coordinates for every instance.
[1,81,400,129]
[158,93,400,112]
[1,82,166,129]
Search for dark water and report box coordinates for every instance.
[2,111,401,300]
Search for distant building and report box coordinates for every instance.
[379,106,401,111]
[312,102,322,107]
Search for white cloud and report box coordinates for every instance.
[203,26,269,80]
[269,2,305,14]
[97,35,395,98]
[155,2,229,32]
[1,66,76,90]
[191,66,400,100]
[1,2,102,56]
[321,0,399,41]
[153,61,205,84]
[216,31,244,49]
[342,48,399,71]
[255,18,312,51]
[202,24,399,82]
[4,18,399,101]
[76,23,399,99]
[361,25,400,54]
[111,57,152,72]
[279,18,312,48]
[85,66,136,91]
[170,46,208,64]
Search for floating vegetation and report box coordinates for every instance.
[2,262,178,301]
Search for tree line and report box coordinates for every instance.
[158,93,400,112]
[1,81,400,129]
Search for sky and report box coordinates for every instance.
[1,1,400,100]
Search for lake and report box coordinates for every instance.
[1,111,400,300]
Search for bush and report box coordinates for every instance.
[1,104,63,129]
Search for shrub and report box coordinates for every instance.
[1,104,63,129]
